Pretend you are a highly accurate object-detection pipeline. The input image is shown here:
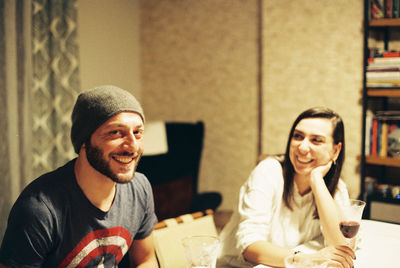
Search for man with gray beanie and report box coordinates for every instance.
[0,85,158,267]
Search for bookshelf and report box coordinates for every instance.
[362,0,400,222]
[369,18,400,26]
[365,155,400,167]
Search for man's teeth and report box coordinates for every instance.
[114,157,132,163]
[114,153,138,163]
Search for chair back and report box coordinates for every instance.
[153,210,218,268]
[137,121,205,220]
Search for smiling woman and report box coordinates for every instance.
[216,107,355,268]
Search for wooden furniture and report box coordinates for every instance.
[153,209,218,268]
[136,121,222,221]
[361,0,400,222]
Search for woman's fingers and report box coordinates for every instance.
[332,252,353,268]
[316,245,355,268]
[336,245,356,260]
[332,245,355,268]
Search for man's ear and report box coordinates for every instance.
[79,143,86,154]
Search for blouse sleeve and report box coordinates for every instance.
[235,158,284,253]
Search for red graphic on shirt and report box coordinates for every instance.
[58,226,132,268]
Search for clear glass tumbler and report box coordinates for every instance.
[181,235,220,268]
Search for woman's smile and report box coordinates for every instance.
[296,157,313,165]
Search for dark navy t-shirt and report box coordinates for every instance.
[0,159,157,267]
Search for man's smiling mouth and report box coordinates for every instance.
[112,152,139,164]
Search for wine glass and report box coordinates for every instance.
[338,199,366,247]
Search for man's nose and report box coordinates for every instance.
[123,132,138,150]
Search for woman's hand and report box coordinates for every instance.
[297,245,355,268]
[310,160,333,180]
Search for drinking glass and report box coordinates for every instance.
[181,235,220,268]
[338,199,366,247]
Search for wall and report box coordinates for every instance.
[140,0,364,210]
[140,0,260,209]
[77,0,142,98]
[262,0,363,198]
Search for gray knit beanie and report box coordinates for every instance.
[70,85,145,154]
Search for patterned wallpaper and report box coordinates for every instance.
[140,0,364,209]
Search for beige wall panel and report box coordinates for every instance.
[262,0,363,198]
[77,0,142,98]
[140,0,259,209]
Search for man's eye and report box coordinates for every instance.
[109,130,120,135]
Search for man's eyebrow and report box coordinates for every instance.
[104,123,144,130]
[103,123,126,129]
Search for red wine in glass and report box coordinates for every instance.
[339,221,360,238]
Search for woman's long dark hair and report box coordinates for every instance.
[281,107,345,213]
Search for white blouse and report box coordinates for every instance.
[217,157,350,267]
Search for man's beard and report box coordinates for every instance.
[85,141,137,184]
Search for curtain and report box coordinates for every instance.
[0,0,80,241]
[31,0,80,177]
[0,0,33,242]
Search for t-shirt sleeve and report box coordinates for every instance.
[0,194,54,267]
[235,158,283,253]
[133,174,158,240]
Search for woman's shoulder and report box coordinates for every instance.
[246,156,284,189]
[256,155,283,171]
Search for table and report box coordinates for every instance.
[353,219,400,267]
[253,220,400,268]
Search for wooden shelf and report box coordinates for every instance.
[369,18,400,27]
[365,156,400,167]
[367,89,400,97]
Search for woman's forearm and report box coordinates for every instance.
[310,175,346,246]
[242,240,294,267]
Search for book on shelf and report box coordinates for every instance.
[368,57,400,64]
[367,66,400,72]
[371,0,385,18]
[366,54,400,86]
[394,0,400,18]
[386,0,393,18]
[380,121,388,156]
[370,0,400,19]
[367,82,400,87]
[366,71,400,79]
[383,51,400,57]
[371,117,378,156]
[366,111,400,157]
[365,110,374,155]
